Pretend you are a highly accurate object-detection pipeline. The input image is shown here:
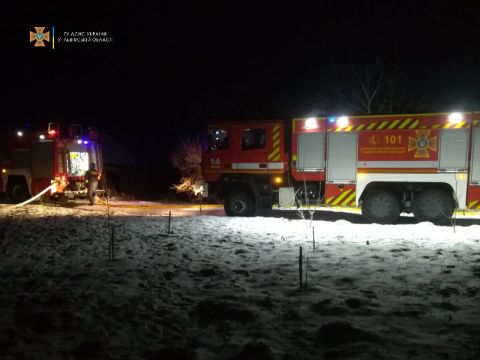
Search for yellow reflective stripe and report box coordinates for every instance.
[367,122,377,130]
[268,147,279,158]
[409,119,419,128]
[377,121,389,129]
[335,127,345,132]
[454,121,465,129]
[398,118,412,129]
[432,124,440,128]
[268,148,280,160]
[443,123,452,129]
[468,200,478,208]
[332,189,352,206]
[272,154,280,161]
[474,120,479,126]
[387,119,401,129]
[270,126,281,161]
[344,125,354,132]
[326,196,334,204]
[355,124,366,131]
[341,192,356,206]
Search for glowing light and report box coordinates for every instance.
[48,130,57,136]
[448,112,463,124]
[83,140,89,144]
[274,176,283,184]
[337,116,349,127]
[305,117,318,130]
[17,131,23,137]
[456,173,466,181]
[77,140,82,144]
[357,173,367,180]
[39,134,45,140]
[2,169,6,174]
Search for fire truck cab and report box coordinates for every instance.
[1,122,103,202]
[202,121,289,216]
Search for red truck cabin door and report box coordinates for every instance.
[232,125,272,173]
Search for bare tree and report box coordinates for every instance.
[348,59,384,114]
[170,137,203,195]
[170,137,202,178]
[334,57,430,115]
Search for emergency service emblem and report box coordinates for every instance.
[29,27,50,47]
[408,129,437,158]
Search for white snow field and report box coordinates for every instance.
[0,203,479,360]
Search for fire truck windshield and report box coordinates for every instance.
[69,151,89,176]
[207,128,229,151]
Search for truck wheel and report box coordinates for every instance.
[224,192,255,217]
[413,189,454,225]
[10,183,29,203]
[361,190,401,224]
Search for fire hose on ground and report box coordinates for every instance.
[0,183,222,212]
[0,183,57,210]
[0,183,58,212]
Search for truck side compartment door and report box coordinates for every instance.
[31,141,54,179]
[470,128,480,183]
[439,129,469,171]
[297,132,325,171]
[327,132,357,183]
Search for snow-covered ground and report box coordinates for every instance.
[1,203,479,360]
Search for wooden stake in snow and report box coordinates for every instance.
[299,246,303,288]
[305,256,309,288]
[109,225,115,261]
[167,211,172,234]
[312,227,316,250]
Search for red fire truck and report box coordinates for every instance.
[1,122,103,202]
[201,112,480,224]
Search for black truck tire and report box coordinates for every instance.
[413,188,454,225]
[10,182,29,203]
[224,192,255,217]
[361,189,401,224]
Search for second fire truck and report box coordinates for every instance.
[202,112,480,224]
[1,122,103,202]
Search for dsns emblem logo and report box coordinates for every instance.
[29,27,50,47]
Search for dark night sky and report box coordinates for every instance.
[3,1,480,169]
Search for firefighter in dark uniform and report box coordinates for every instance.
[85,162,99,205]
